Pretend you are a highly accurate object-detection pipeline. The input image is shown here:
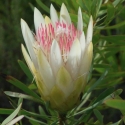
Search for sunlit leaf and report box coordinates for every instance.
[1,103,22,125]
[4,91,43,103]
[3,75,40,100]
[6,115,24,125]
[104,99,125,110]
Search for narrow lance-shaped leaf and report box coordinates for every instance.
[4,91,43,103]
[1,103,22,125]
[6,115,24,125]
[36,0,49,13]
[93,109,103,124]
[18,60,33,81]
[0,73,41,100]
[104,99,125,111]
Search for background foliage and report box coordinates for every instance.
[0,0,48,122]
[0,0,125,124]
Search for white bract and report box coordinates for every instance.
[21,3,93,112]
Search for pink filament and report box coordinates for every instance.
[36,22,81,56]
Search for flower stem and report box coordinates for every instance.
[59,113,66,125]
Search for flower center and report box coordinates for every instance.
[36,22,81,62]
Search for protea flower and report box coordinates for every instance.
[21,3,93,112]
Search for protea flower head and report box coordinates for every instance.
[21,3,93,112]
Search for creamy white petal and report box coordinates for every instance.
[80,32,86,55]
[79,42,93,76]
[77,7,83,31]
[22,45,47,96]
[34,7,45,32]
[50,40,63,76]
[86,16,93,44]
[36,48,55,91]
[56,67,73,97]
[50,4,58,24]
[21,44,36,75]
[21,19,38,68]
[60,3,71,24]
[66,39,81,79]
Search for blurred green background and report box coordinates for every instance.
[0,0,52,122]
[0,0,125,124]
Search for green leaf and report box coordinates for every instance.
[101,35,125,43]
[77,0,92,15]
[25,116,47,125]
[97,20,125,29]
[75,100,103,116]
[123,116,125,124]
[79,70,109,107]
[91,0,103,19]
[103,3,115,25]
[70,13,77,24]
[120,51,125,70]
[97,78,122,88]
[93,109,103,124]
[6,115,24,125]
[39,106,46,115]
[29,119,41,125]
[70,0,79,11]
[87,70,108,93]
[21,110,50,120]
[36,0,49,13]
[29,2,34,11]
[4,75,40,100]
[113,0,124,7]
[108,119,122,125]
[0,109,14,115]
[104,99,125,110]
[28,83,37,90]
[4,91,43,103]
[94,87,115,103]
[94,64,111,68]
[18,98,23,106]
[107,72,125,78]
[51,0,62,6]
[18,60,33,81]
[0,108,51,120]
[75,87,114,117]
[1,103,22,125]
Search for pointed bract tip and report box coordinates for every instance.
[62,3,65,6]
[78,7,82,12]
[89,15,93,33]
[20,18,23,22]
[50,4,56,13]
[20,18,27,28]
[20,19,26,33]
[34,7,38,12]
[50,4,54,8]
[61,3,67,10]
[78,7,82,17]
[20,18,25,25]
[34,7,41,17]
[90,16,93,25]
